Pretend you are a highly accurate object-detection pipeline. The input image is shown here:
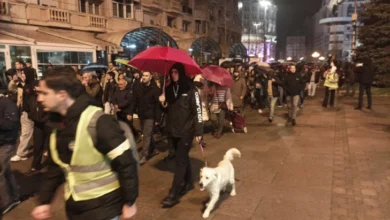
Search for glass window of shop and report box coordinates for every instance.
[37,51,93,73]
[9,46,32,67]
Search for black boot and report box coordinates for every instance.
[179,183,194,195]
[161,191,180,207]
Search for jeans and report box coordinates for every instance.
[141,119,156,157]
[278,86,285,106]
[358,84,372,108]
[323,87,336,107]
[0,144,19,209]
[299,90,305,106]
[16,112,34,157]
[267,96,278,119]
[286,95,299,119]
[308,82,317,97]
[170,136,193,194]
[214,109,226,134]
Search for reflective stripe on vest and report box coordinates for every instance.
[49,106,120,201]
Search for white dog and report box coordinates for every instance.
[199,148,241,218]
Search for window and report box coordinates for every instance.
[183,21,191,32]
[9,46,31,67]
[195,20,201,33]
[79,0,101,15]
[37,51,93,73]
[113,0,133,18]
[202,21,207,34]
[167,16,176,28]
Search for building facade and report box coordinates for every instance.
[239,0,277,62]
[0,0,242,87]
[316,0,369,61]
[285,36,306,61]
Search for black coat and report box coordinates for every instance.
[130,80,161,121]
[356,64,374,85]
[38,94,138,220]
[23,86,48,123]
[103,81,117,103]
[0,97,20,145]
[283,72,305,96]
[164,82,203,138]
[112,84,133,115]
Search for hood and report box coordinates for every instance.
[66,93,98,121]
[169,63,191,94]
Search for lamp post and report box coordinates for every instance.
[259,0,271,62]
[312,51,320,62]
[351,0,358,59]
[253,22,261,55]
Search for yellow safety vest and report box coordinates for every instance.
[324,72,339,90]
[50,106,120,201]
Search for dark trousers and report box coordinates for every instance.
[323,87,336,107]
[358,84,372,108]
[170,136,193,194]
[0,144,19,209]
[31,122,49,170]
[299,89,305,106]
[214,109,226,134]
[141,119,156,157]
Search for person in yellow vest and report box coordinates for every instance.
[31,67,138,220]
[322,66,339,108]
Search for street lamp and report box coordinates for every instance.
[259,0,271,62]
[287,57,292,61]
[300,57,304,61]
[319,56,325,61]
[312,52,320,59]
[238,1,243,9]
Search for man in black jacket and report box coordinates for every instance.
[112,79,138,137]
[355,58,374,110]
[129,72,161,165]
[283,65,304,126]
[0,95,21,215]
[103,72,117,114]
[24,80,50,174]
[159,63,203,207]
[31,68,138,220]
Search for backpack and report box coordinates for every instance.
[87,111,139,166]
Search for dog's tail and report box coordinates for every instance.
[223,148,241,161]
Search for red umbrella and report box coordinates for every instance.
[201,65,234,87]
[128,46,201,76]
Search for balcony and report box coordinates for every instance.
[162,0,181,14]
[0,1,109,32]
[142,0,161,9]
[193,9,208,21]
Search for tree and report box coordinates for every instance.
[357,0,390,86]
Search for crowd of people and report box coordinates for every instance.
[0,56,374,219]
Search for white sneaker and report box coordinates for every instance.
[10,155,27,162]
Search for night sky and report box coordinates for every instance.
[274,0,323,54]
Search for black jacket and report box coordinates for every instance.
[38,94,138,220]
[23,86,48,123]
[283,72,305,96]
[164,81,203,138]
[0,97,20,145]
[112,84,133,115]
[307,71,321,84]
[130,80,161,121]
[356,62,374,85]
[103,81,117,103]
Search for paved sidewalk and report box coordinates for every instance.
[4,94,390,220]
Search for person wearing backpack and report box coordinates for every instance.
[31,67,138,220]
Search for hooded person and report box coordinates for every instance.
[159,63,203,207]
